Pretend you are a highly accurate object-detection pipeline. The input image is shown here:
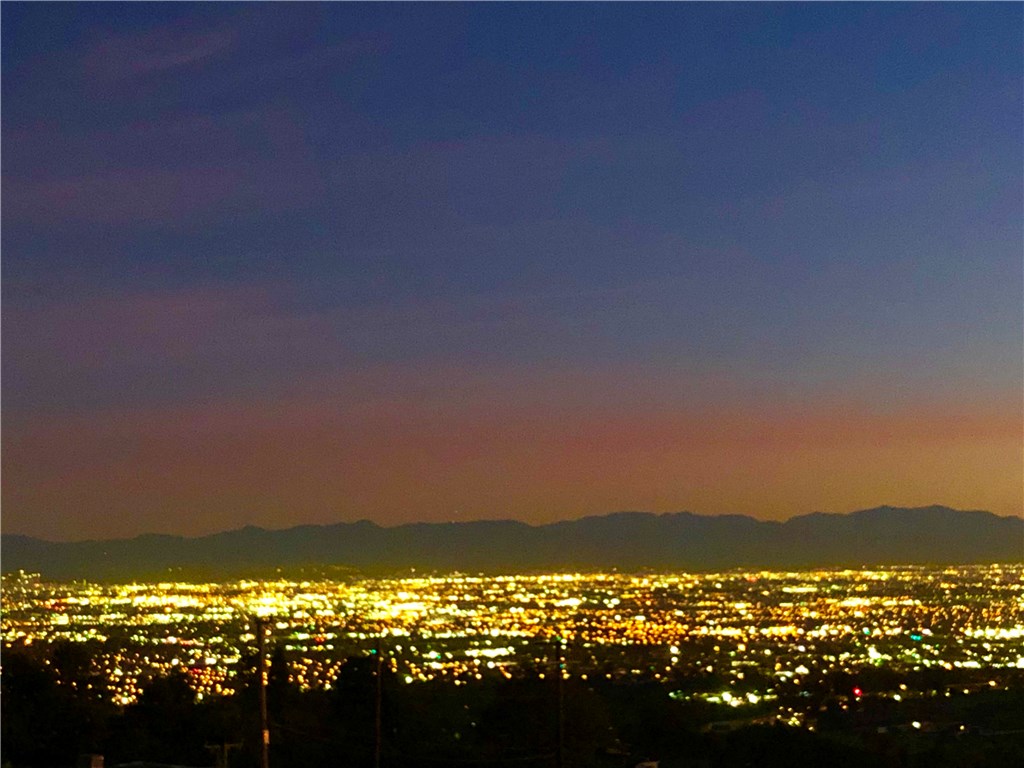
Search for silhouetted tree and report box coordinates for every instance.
[1,644,109,767]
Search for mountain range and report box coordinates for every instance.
[2,506,1021,581]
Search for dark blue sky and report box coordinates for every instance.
[3,3,1021,539]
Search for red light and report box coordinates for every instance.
[853,687,863,697]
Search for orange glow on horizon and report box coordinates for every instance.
[4,385,1020,540]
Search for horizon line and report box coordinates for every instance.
[6,503,1020,545]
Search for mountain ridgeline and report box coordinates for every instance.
[2,506,1021,581]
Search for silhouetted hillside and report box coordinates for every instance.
[2,506,1021,581]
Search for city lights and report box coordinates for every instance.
[2,562,1021,724]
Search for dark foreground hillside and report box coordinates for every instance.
[3,642,1023,768]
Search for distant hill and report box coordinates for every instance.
[2,506,1021,581]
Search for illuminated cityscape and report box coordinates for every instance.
[4,564,1022,729]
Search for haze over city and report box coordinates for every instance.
[3,3,1021,542]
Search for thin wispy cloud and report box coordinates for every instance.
[3,167,244,225]
[83,22,237,83]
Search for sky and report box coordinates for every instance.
[3,3,1021,541]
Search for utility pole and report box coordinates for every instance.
[255,618,270,768]
[205,742,241,768]
[374,644,383,768]
[555,637,565,768]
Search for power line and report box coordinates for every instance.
[390,753,557,765]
